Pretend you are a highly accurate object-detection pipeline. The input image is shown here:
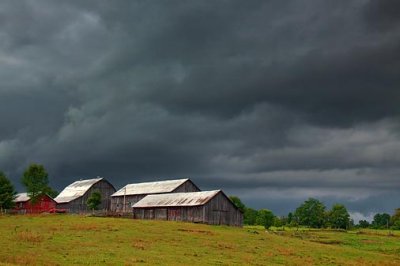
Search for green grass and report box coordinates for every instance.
[0,215,399,265]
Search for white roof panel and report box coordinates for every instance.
[132,190,220,208]
[112,178,189,197]
[14,193,30,202]
[54,177,103,203]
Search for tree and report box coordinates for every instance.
[327,204,350,229]
[47,188,59,198]
[390,208,400,229]
[21,164,53,203]
[244,207,258,225]
[229,196,246,213]
[86,191,102,210]
[358,220,370,228]
[256,209,275,229]
[287,212,293,225]
[294,198,326,228]
[372,213,391,229]
[0,172,17,212]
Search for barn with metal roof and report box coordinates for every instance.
[13,193,57,214]
[111,178,200,213]
[132,190,243,226]
[55,177,116,213]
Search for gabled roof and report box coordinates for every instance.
[112,178,192,197]
[14,193,30,203]
[132,190,221,208]
[54,177,103,203]
[14,192,56,203]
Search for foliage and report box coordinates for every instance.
[0,171,17,210]
[287,212,293,224]
[47,188,59,198]
[372,213,391,229]
[256,209,275,229]
[229,196,246,213]
[390,208,400,229]
[294,198,326,228]
[358,220,370,228]
[21,164,53,203]
[86,191,102,210]
[327,204,350,229]
[244,207,258,225]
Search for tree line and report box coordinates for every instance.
[230,196,400,230]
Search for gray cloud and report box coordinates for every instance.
[0,0,399,216]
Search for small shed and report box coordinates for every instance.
[54,177,116,213]
[132,190,243,226]
[111,178,200,213]
[14,193,57,214]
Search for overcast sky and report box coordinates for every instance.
[1,0,399,221]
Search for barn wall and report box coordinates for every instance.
[65,180,116,213]
[111,195,146,213]
[204,193,243,226]
[133,206,205,223]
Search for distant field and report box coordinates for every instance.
[0,215,399,265]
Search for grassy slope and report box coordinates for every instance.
[0,215,399,265]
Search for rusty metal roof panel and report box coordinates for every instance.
[54,177,103,203]
[14,193,30,202]
[111,178,189,197]
[132,190,220,208]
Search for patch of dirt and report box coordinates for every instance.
[177,228,215,235]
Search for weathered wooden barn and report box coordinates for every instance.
[132,190,243,226]
[111,178,200,213]
[14,193,57,214]
[54,177,116,213]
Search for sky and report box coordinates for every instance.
[0,0,399,222]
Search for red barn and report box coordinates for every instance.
[14,193,57,214]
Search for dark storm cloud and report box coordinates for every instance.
[1,0,400,216]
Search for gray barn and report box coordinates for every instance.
[111,178,200,213]
[55,177,116,213]
[132,190,243,226]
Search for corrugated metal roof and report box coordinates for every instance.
[54,177,103,203]
[112,178,190,197]
[14,193,30,202]
[132,190,220,208]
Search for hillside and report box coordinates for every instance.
[0,215,399,265]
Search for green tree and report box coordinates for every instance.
[294,198,326,228]
[0,172,17,212]
[244,207,258,225]
[358,220,370,228]
[21,164,53,203]
[229,196,246,213]
[256,209,275,229]
[86,191,102,210]
[287,212,293,225]
[47,188,59,198]
[328,204,350,229]
[390,208,400,229]
[372,213,391,229]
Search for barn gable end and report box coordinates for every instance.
[55,177,116,213]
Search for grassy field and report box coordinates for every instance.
[0,215,399,265]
